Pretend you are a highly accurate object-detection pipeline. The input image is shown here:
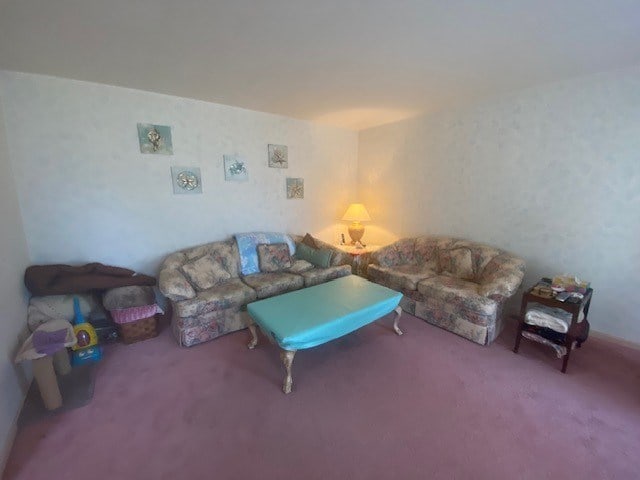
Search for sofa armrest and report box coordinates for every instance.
[158,268,196,302]
[478,254,526,299]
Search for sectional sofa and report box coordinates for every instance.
[158,234,353,347]
[368,236,525,345]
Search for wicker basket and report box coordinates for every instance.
[118,315,158,344]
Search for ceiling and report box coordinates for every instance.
[1,0,639,130]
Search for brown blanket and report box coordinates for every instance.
[24,263,156,296]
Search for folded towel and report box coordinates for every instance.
[524,302,584,333]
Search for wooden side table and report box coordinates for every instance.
[334,244,381,276]
[513,286,593,373]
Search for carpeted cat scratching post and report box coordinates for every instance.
[31,356,63,410]
[15,319,77,411]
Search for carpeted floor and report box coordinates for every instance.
[3,314,639,480]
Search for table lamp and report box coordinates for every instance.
[341,203,371,246]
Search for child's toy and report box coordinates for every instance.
[71,297,103,365]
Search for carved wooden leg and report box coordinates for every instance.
[280,349,296,394]
[247,323,259,350]
[393,306,403,336]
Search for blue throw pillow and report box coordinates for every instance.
[295,243,333,268]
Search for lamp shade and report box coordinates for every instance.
[341,203,371,222]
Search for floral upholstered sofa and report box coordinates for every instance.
[368,236,525,345]
[158,234,353,347]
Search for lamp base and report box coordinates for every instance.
[347,222,365,245]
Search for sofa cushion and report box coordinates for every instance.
[242,272,304,299]
[439,247,474,281]
[414,237,439,268]
[368,264,437,291]
[296,236,351,267]
[174,278,257,318]
[182,240,240,278]
[393,238,417,265]
[301,233,320,249]
[299,265,352,287]
[288,259,315,273]
[257,243,292,272]
[417,275,498,321]
[372,244,403,267]
[295,243,333,268]
[181,254,232,290]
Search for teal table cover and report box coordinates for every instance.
[247,275,402,350]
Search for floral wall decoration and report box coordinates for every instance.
[286,177,304,199]
[223,154,248,181]
[171,166,202,194]
[268,144,288,168]
[137,123,173,154]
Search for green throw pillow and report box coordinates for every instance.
[295,243,333,268]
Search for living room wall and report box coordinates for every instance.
[0,96,30,468]
[0,71,358,275]
[358,66,640,343]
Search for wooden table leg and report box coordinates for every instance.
[247,323,259,350]
[280,349,296,394]
[393,306,403,336]
[513,297,528,354]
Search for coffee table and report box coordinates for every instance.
[247,275,403,393]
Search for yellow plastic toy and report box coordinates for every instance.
[71,297,102,365]
[72,322,98,351]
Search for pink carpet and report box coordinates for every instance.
[3,314,639,480]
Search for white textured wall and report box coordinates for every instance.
[0,71,358,274]
[0,95,30,469]
[358,67,640,342]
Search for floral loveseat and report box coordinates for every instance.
[368,236,525,345]
[158,234,353,347]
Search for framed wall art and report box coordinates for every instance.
[171,166,202,194]
[223,155,248,182]
[138,123,173,154]
[268,144,288,168]
[286,177,304,199]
